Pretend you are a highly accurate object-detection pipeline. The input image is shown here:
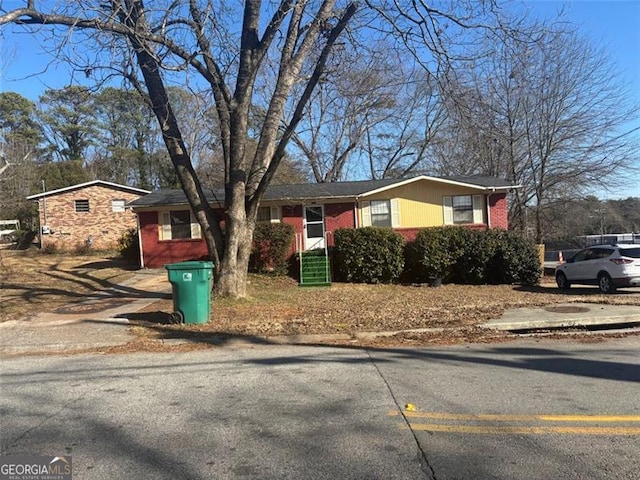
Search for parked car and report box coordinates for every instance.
[555,244,640,293]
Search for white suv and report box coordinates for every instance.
[555,244,640,294]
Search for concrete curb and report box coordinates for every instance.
[481,303,640,331]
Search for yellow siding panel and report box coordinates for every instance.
[362,180,484,228]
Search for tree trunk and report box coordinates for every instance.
[216,199,256,298]
[122,2,225,277]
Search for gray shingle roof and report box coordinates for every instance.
[128,175,518,208]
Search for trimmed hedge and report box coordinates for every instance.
[405,226,472,282]
[333,227,405,284]
[405,227,541,286]
[250,222,295,275]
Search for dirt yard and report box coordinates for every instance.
[3,249,640,346]
[0,248,135,323]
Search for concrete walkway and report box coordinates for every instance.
[1,271,640,355]
[0,269,171,355]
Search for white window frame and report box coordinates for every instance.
[443,195,483,225]
[111,199,126,213]
[257,206,281,224]
[159,210,202,240]
[360,199,400,228]
[370,200,391,227]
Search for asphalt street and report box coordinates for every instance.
[1,337,639,479]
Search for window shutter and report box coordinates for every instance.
[442,196,453,225]
[160,211,171,240]
[190,211,202,239]
[361,201,371,227]
[270,206,280,223]
[472,195,483,224]
[390,199,400,228]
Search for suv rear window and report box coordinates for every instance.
[619,248,640,258]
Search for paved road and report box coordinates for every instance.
[1,337,638,479]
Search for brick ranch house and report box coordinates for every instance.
[27,180,150,251]
[128,175,518,268]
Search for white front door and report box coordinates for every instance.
[303,205,325,250]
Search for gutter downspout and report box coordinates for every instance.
[354,196,360,228]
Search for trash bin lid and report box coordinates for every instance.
[165,260,214,270]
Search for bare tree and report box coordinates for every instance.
[0,1,533,296]
[363,70,447,179]
[436,25,640,242]
[1,0,357,297]
[290,45,398,182]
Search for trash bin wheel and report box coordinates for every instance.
[169,311,184,324]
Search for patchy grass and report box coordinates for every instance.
[0,248,136,322]
[2,250,640,349]
[134,273,640,340]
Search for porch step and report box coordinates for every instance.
[299,253,331,287]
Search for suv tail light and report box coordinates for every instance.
[610,258,633,265]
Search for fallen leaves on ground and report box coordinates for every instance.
[134,274,640,343]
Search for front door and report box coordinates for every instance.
[303,205,325,250]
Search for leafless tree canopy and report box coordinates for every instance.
[1,1,637,294]
[1,0,357,297]
[433,26,640,242]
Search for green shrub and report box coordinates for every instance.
[490,230,541,286]
[405,226,473,282]
[250,222,295,275]
[406,227,540,286]
[13,230,37,250]
[334,227,405,284]
[118,228,141,266]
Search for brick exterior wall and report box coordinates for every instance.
[37,185,144,251]
[138,211,209,268]
[280,203,355,255]
[488,192,509,229]
[324,203,356,247]
[136,194,510,267]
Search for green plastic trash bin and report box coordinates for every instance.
[165,261,214,324]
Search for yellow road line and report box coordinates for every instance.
[405,424,640,435]
[388,411,640,423]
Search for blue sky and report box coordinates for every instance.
[520,0,640,199]
[522,0,640,119]
[1,0,639,197]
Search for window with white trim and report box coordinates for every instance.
[74,199,90,212]
[361,199,400,228]
[159,210,202,240]
[452,195,473,224]
[112,199,126,212]
[443,195,483,225]
[257,206,281,223]
[370,200,391,227]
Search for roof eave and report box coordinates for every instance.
[27,180,150,200]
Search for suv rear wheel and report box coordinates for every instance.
[598,272,616,294]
